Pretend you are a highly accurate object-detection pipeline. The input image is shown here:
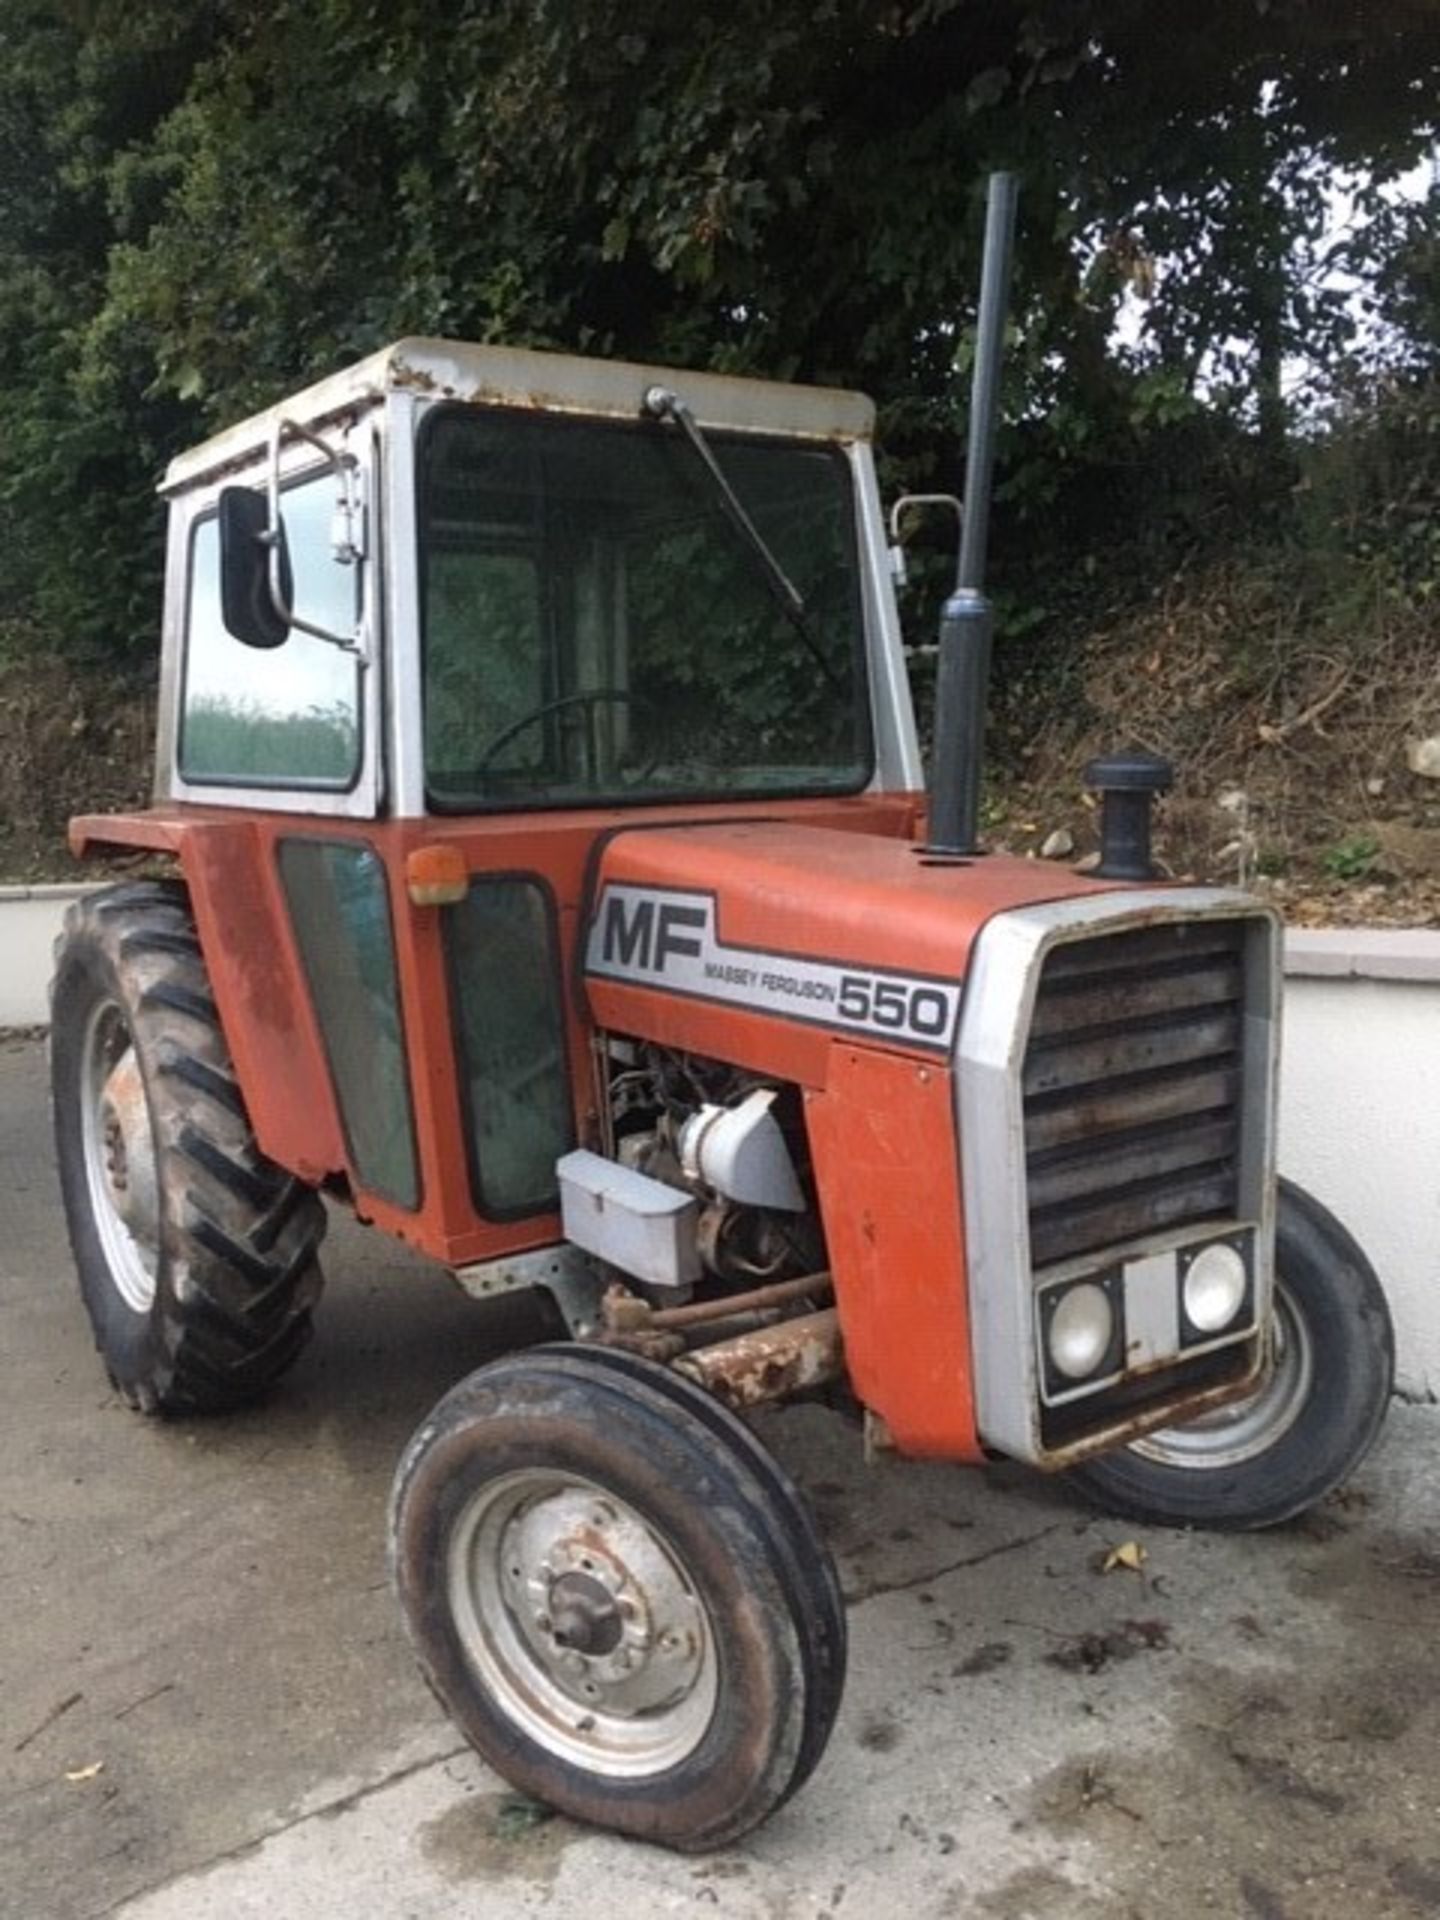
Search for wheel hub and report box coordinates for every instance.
[501,1490,706,1717]
[95,1048,159,1242]
[447,1469,717,1778]
[102,1112,128,1191]
[80,1001,161,1315]
[548,1571,623,1656]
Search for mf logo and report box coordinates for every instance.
[600,892,707,973]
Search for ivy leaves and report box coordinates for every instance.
[0,0,1436,663]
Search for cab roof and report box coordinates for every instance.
[161,336,876,495]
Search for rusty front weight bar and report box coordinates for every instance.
[674,1310,843,1411]
[591,1274,842,1407]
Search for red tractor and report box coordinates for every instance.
[52,180,1392,1849]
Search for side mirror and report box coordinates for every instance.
[217,419,367,658]
[219,486,293,650]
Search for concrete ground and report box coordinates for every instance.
[3,1033,1440,1920]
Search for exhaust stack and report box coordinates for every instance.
[926,172,1019,856]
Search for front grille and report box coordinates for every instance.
[1022,921,1247,1269]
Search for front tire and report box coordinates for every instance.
[50,879,326,1412]
[390,1346,846,1850]
[1065,1179,1394,1529]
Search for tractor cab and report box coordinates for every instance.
[157,339,919,823]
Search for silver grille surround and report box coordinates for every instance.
[955,889,1280,1467]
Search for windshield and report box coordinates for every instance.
[419,406,872,809]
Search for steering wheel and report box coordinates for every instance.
[474,688,650,782]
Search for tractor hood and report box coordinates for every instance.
[583,820,1124,1075]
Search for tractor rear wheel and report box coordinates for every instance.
[390,1345,846,1850]
[50,878,326,1412]
[1065,1179,1394,1530]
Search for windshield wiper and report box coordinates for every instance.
[642,384,843,693]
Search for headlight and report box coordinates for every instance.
[1182,1241,1249,1334]
[1046,1281,1117,1381]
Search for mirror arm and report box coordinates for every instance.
[265,417,369,662]
[887,493,965,591]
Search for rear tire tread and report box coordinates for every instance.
[156,1047,248,1119]
[50,881,326,1414]
[176,1122,291,1214]
[118,927,204,962]
[139,979,219,1026]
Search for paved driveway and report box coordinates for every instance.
[3,1035,1440,1920]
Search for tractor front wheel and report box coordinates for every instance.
[1065,1179,1394,1530]
[389,1346,846,1850]
[50,879,326,1412]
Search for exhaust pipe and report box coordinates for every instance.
[1084,749,1174,880]
[926,172,1019,856]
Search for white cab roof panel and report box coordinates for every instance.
[161,336,876,494]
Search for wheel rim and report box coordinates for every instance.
[446,1469,718,1779]
[79,998,161,1315]
[1128,1283,1314,1472]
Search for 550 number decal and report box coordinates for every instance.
[836,974,952,1039]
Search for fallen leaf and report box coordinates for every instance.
[64,1762,104,1784]
[1101,1540,1147,1575]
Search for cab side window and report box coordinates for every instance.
[181,473,361,787]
